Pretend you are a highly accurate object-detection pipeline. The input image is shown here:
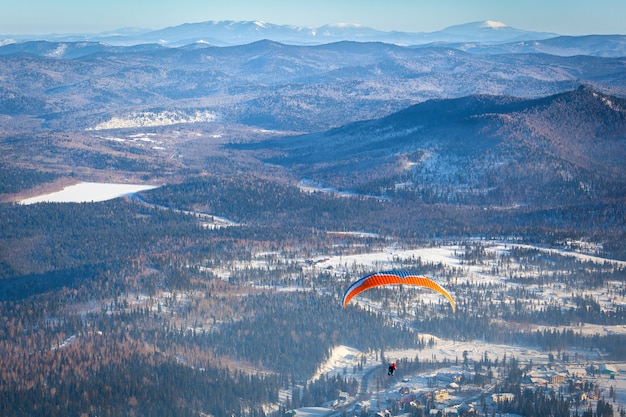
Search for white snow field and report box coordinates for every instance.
[19,182,157,204]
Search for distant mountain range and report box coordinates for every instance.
[130,20,560,47]
[2,20,625,58]
[449,34,626,58]
[1,38,625,135]
[2,20,558,47]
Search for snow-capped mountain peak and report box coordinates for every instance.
[325,22,365,29]
[253,21,270,29]
[482,20,507,29]
[2,19,561,47]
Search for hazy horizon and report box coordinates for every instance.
[2,0,625,36]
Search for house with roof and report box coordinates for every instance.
[598,364,617,378]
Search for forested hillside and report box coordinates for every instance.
[248,87,626,210]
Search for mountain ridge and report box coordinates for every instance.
[2,31,625,61]
[241,87,626,208]
[0,38,624,135]
[1,19,560,47]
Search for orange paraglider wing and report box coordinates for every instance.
[342,270,456,312]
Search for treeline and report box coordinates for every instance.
[0,349,279,417]
[0,291,283,416]
[488,201,626,260]
[142,174,390,230]
[140,175,492,241]
[63,148,160,172]
[197,292,422,379]
[0,166,59,194]
[285,374,359,410]
[499,296,626,327]
[0,284,423,415]
[416,309,626,360]
[0,198,204,281]
[105,290,423,381]
[142,175,626,260]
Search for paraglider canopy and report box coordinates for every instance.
[342,270,456,312]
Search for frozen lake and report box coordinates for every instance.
[19,182,157,204]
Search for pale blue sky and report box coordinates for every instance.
[2,0,624,36]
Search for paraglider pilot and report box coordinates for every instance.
[387,362,397,376]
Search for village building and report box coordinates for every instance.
[492,393,516,403]
[598,364,617,378]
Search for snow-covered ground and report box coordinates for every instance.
[287,407,334,416]
[312,345,371,382]
[310,243,626,282]
[301,241,626,313]
[19,182,158,204]
[88,109,217,130]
